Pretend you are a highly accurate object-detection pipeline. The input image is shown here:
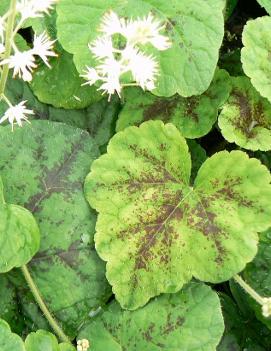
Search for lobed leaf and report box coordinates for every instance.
[117,69,231,138]
[56,0,225,97]
[24,330,76,351]
[79,282,224,351]
[241,16,271,103]
[0,121,110,337]
[218,76,271,151]
[0,319,25,351]
[85,120,271,309]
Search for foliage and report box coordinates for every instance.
[0,0,271,349]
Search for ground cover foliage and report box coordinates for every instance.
[0,0,271,350]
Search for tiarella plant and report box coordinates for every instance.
[0,0,271,350]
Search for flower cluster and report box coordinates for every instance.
[262,297,271,318]
[82,11,171,100]
[0,0,57,130]
[77,339,90,351]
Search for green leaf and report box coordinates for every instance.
[243,229,271,330]
[0,177,40,273]
[79,282,224,351]
[117,69,230,138]
[56,0,225,97]
[0,319,25,351]
[48,96,120,149]
[25,330,76,351]
[218,76,271,151]
[257,0,271,15]
[241,16,271,103]
[30,46,102,110]
[0,121,110,337]
[85,120,271,309]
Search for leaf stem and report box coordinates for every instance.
[233,274,264,306]
[0,0,17,96]
[21,264,71,343]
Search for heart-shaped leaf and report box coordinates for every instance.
[241,16,271,103]
[0,177,40,273]
[218,76,271,151]
[0,121,110,337]
[85,120,271,309]
[117,68,230,138]
[79,282,224,351]
[56,0,225,97]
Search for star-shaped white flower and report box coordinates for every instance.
[99,11,125,36]
[0,101,34,130]
[89,36,114,60]
[17,0,57,21]
[32,31,57,67]
[0,50,37,81]
[125,13,171,50]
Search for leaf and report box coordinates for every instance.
[24,330,76,351]
[242,229,271,330]
[257,0,271,15]
[48,96,120,150]
[0,177,40,273]
[0,121,110,337]
[241,16,271,103]
[85,120,271,309]
[218,76,271,151]
[0,319,25,351]
[79,281,224,351]
[117,69,230,138]
[30,45,102,109]
[56,0,225,97]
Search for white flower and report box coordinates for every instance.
[0,43,5,55]
[89,36,114,59]
[0,50,37,81]
[98,75,122,99]
[0,16,5,43]
[125,13,171,50]
[124,47,158,90]
[0,101,34,130]
[77,339,90,351]
[99,11,125,36]
[32,31,57,67]
[262,297,271,318]
[81,67,100,86]
[17,0,57,21]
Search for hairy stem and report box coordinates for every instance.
[0,0,17,96]
[233,274,264,306]
[21,264,70,343]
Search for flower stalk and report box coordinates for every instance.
[233,274,271,318]
[21,264,71,344]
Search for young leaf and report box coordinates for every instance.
[0,121,110,337]
[79,282,224,351]
[25,330,76,351]
[218,76,271,151]
[0,319,25,351]
[117,69,231,138]
[0,177,40,273]
[241,16,271,103]
[85,120,271,309]
[56,0,225,97]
